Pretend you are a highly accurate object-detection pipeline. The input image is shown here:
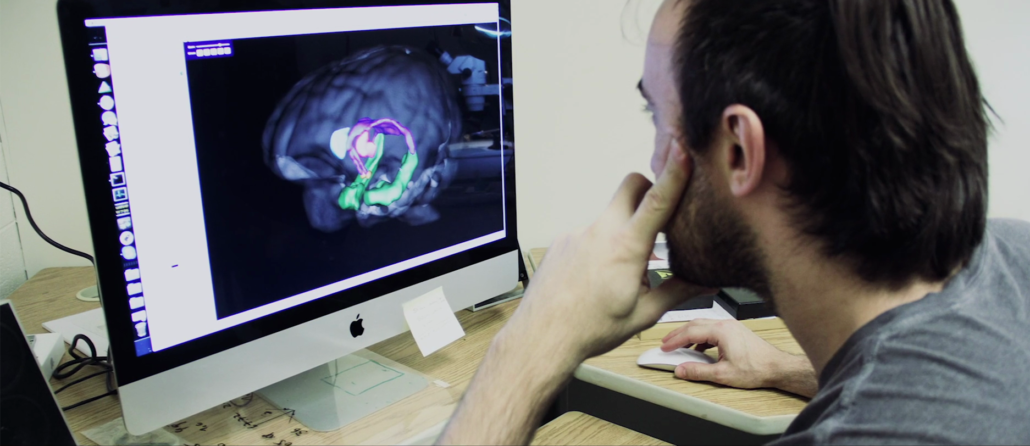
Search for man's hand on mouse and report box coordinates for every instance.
[498,143,716,367]
[661,318,818,398]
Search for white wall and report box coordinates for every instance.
[0,0,1026,278]
[1,0,94,279]
[1,104,29,298]
[953,0,1030,224]
[511,0,1030,250]
[511,0,661,250]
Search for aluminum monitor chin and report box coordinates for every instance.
[56,0,517,435]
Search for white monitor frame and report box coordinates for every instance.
[119,251,516,434]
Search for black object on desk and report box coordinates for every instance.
[717,288,776,320]
[649,269,774,319]
[0,301,77,446]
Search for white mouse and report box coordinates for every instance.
[637,347,716,371]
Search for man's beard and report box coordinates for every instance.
[665,164,774,305]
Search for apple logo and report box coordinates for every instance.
[350,314,365,338]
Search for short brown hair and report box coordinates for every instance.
[676,0,990,287]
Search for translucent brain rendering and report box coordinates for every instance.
[263,45,463,232]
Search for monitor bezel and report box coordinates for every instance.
[56,0,517,386]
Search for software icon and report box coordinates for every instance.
[106,141,121,157]
[99,95,115,110]
[110,173,126,187]
[103,126,119,141]
[94,63,111,78]
[102,111,118,126]
[113,187,128,202]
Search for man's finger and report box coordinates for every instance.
[660,322,724,352]
[605,173,653,221]
[662,324,690,344]
[661,318,722,343]
[676,361,723,383]
[628,142,691,240]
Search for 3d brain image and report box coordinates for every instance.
[262,45,463,232]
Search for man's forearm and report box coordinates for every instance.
[438,328,579,445]
[768,354,818,398]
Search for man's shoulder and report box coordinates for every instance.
[775,220,1030,445]
[778,323,1030,444]
[853,216,1030,424]
[988,217,1030,239]
[987,218,1030,262]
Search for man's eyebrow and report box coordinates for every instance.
[637,80,651,101]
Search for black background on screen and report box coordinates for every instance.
[184,25,505,319]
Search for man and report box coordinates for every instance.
[440,0,1030,444]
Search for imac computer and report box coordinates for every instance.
[56,0,517,435]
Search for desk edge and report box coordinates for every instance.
[573,364,796,436]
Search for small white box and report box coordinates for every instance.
[27,333,65,380]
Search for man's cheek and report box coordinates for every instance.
[661,186,691,237]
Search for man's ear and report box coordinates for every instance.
[715,105,766,197]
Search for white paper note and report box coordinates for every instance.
[403,287,465,357]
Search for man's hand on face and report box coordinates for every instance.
[500,144,716,367]
[660,318,818,398]
[439,146,719,446]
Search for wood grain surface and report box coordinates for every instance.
[6,267,520,445]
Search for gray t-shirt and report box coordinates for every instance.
[771,218,1030,445]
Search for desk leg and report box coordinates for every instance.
[564,379,779,446]
[541,383,570,427]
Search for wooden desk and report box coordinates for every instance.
[533,412,668,446]
[11,247,804,444]
[6,267,522,445]
[529,249,808,437]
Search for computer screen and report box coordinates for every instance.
[76,2,513,358]
[61,1,516,433]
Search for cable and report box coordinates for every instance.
[0,183,110,407]
[0,181,94,265]
[61,390,118,411]
[52,335,107,379]
[51,334,117,411]
[54,370,109,394]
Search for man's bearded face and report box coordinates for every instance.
[664,160,773,301]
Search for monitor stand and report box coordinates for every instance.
[257,349,427,432]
